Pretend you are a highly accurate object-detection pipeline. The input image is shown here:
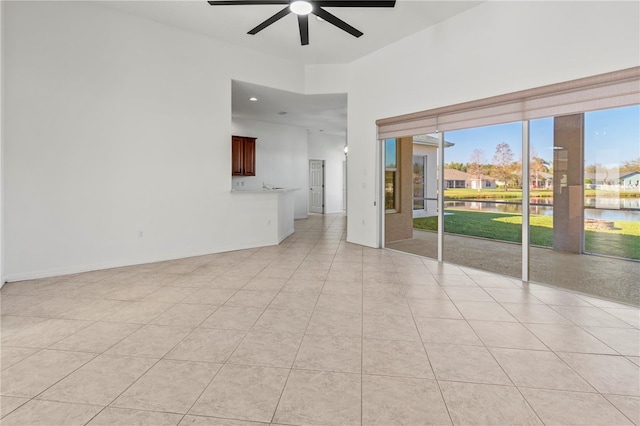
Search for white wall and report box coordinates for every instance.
[4,0,639,280]
[305,64,349,95]
[3,1,305,280]
[231,118,309,219]
[308,132,346,214]
[0,1,5,287]
[342,1,640,248]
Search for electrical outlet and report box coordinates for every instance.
[139,231,144,238]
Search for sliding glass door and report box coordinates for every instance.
[378,69,639,303]
[584,105,640,260]
[440,123,523,278]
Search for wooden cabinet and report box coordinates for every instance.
[231,136,244,175]
[232,136,256,176]
[243,138,256,176]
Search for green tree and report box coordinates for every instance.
[585,163,606,174]
[491,142,515,191]
[467,149,486,191]
[621,157,640,173]
[530,147,550,189]
[446,161,467,172]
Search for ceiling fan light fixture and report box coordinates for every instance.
[207,0,396,46]
[290,1,312,16]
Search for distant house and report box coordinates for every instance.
[584,171,619,187]
[411,136,456,217]
[509,170,553,189]
[444,169,496,189]
[584,170,640,189]
[532,171,553,189]
[621,171,640,189]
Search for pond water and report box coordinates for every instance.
[445,199,640,222]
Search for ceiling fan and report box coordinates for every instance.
[207,0,396,46]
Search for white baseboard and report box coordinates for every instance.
[278,228,295,243]
[3,240,281,284]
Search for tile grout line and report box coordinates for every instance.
[267,216,339,425]
[185,237,306,423]
[80,249,267,424]
[79,254,259,424]
[3,214,637,425]
[406,263,456,426]
[360,239,365,426]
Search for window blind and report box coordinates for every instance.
[377,66,640,139]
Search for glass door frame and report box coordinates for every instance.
[379,124,532,281]
[412,155,428,211]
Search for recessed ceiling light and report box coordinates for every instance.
[290,1,313,16]
[249,97,258,102]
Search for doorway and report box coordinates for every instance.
[413,155,427,210]
[309,159,325,214]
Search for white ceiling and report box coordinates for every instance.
[98,0,482,65]
[232,80,348,136]
[97,0,481,136]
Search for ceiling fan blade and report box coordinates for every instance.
[313,7,363,38]
[298,14,309,45]
[248,6,292,35]
[208,1,289,5]
[315,0,395,7]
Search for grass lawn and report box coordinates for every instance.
[443,189,553,200]
[413,210,640,260]
[443,188,639,199]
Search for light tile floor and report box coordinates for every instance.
[387,230,640,304]
[1,214,639,425]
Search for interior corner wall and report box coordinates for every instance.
[0,0,5,287]
[307,132,346,214]
[344,0,640,248]
[304,64,349,95]
[384,137,413,243]
[3,1,305,281]
[231,118,309,219]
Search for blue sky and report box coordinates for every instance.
[440,105,639,167]
[584,105,640,166]
[385,138,397,168]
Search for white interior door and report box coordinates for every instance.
[343,160,347,211]
[309,160,324,214]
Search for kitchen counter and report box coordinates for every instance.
[230,187,299,194]
[229,187,299,242]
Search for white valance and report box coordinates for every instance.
[377,66,640,139]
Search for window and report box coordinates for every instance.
[378,67,639,301]
[413,155,427,210]
[583,105,640,259]
[385,138,398,212]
